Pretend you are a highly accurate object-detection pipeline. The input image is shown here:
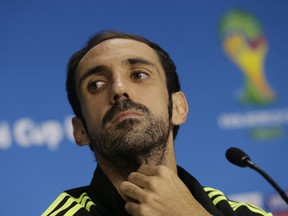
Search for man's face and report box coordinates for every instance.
[74,38,172,173]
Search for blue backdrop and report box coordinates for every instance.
[1,1,287,215]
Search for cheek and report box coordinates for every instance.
[142,90,169,116]
[81,100,106,130]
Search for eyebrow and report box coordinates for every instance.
[78,57,158,88]
[78,65,105,89]
[123,57,156,68]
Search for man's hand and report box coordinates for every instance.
[119,165,211,216]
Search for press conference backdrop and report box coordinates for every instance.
[1,1,287,215]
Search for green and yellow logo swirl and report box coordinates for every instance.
[219,9,276,105]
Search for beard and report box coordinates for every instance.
[87,99,172,177]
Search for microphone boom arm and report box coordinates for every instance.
[245,158,288,205]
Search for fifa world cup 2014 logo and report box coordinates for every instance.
[219,9,276,105]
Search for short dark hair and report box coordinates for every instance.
[66,30,181,138]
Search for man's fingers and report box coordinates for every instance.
[137,165,159,176]
[127,165,174,192]
[119,180,144,202]
[127,172,150,188]
[124,201,139,215]
[125,200,150,216]
[137,165,172,177]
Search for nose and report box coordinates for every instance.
[110,75,130,104]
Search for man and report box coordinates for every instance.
[43,31,272,216]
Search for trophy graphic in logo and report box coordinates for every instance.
[219,9,276,105]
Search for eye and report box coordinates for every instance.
[87,79,105,93]
[131,71,149,81]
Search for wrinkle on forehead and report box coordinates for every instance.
[77,38,161,73]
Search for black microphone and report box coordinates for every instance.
[226,147,288,204]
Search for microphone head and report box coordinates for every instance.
[226,147,251,168]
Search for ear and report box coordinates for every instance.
[72,117,90,146]
[171,91,189,126]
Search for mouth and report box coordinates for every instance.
[110,111,144,125]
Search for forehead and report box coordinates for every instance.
[77,38,161,72]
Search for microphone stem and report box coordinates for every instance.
[246,160,288,205]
